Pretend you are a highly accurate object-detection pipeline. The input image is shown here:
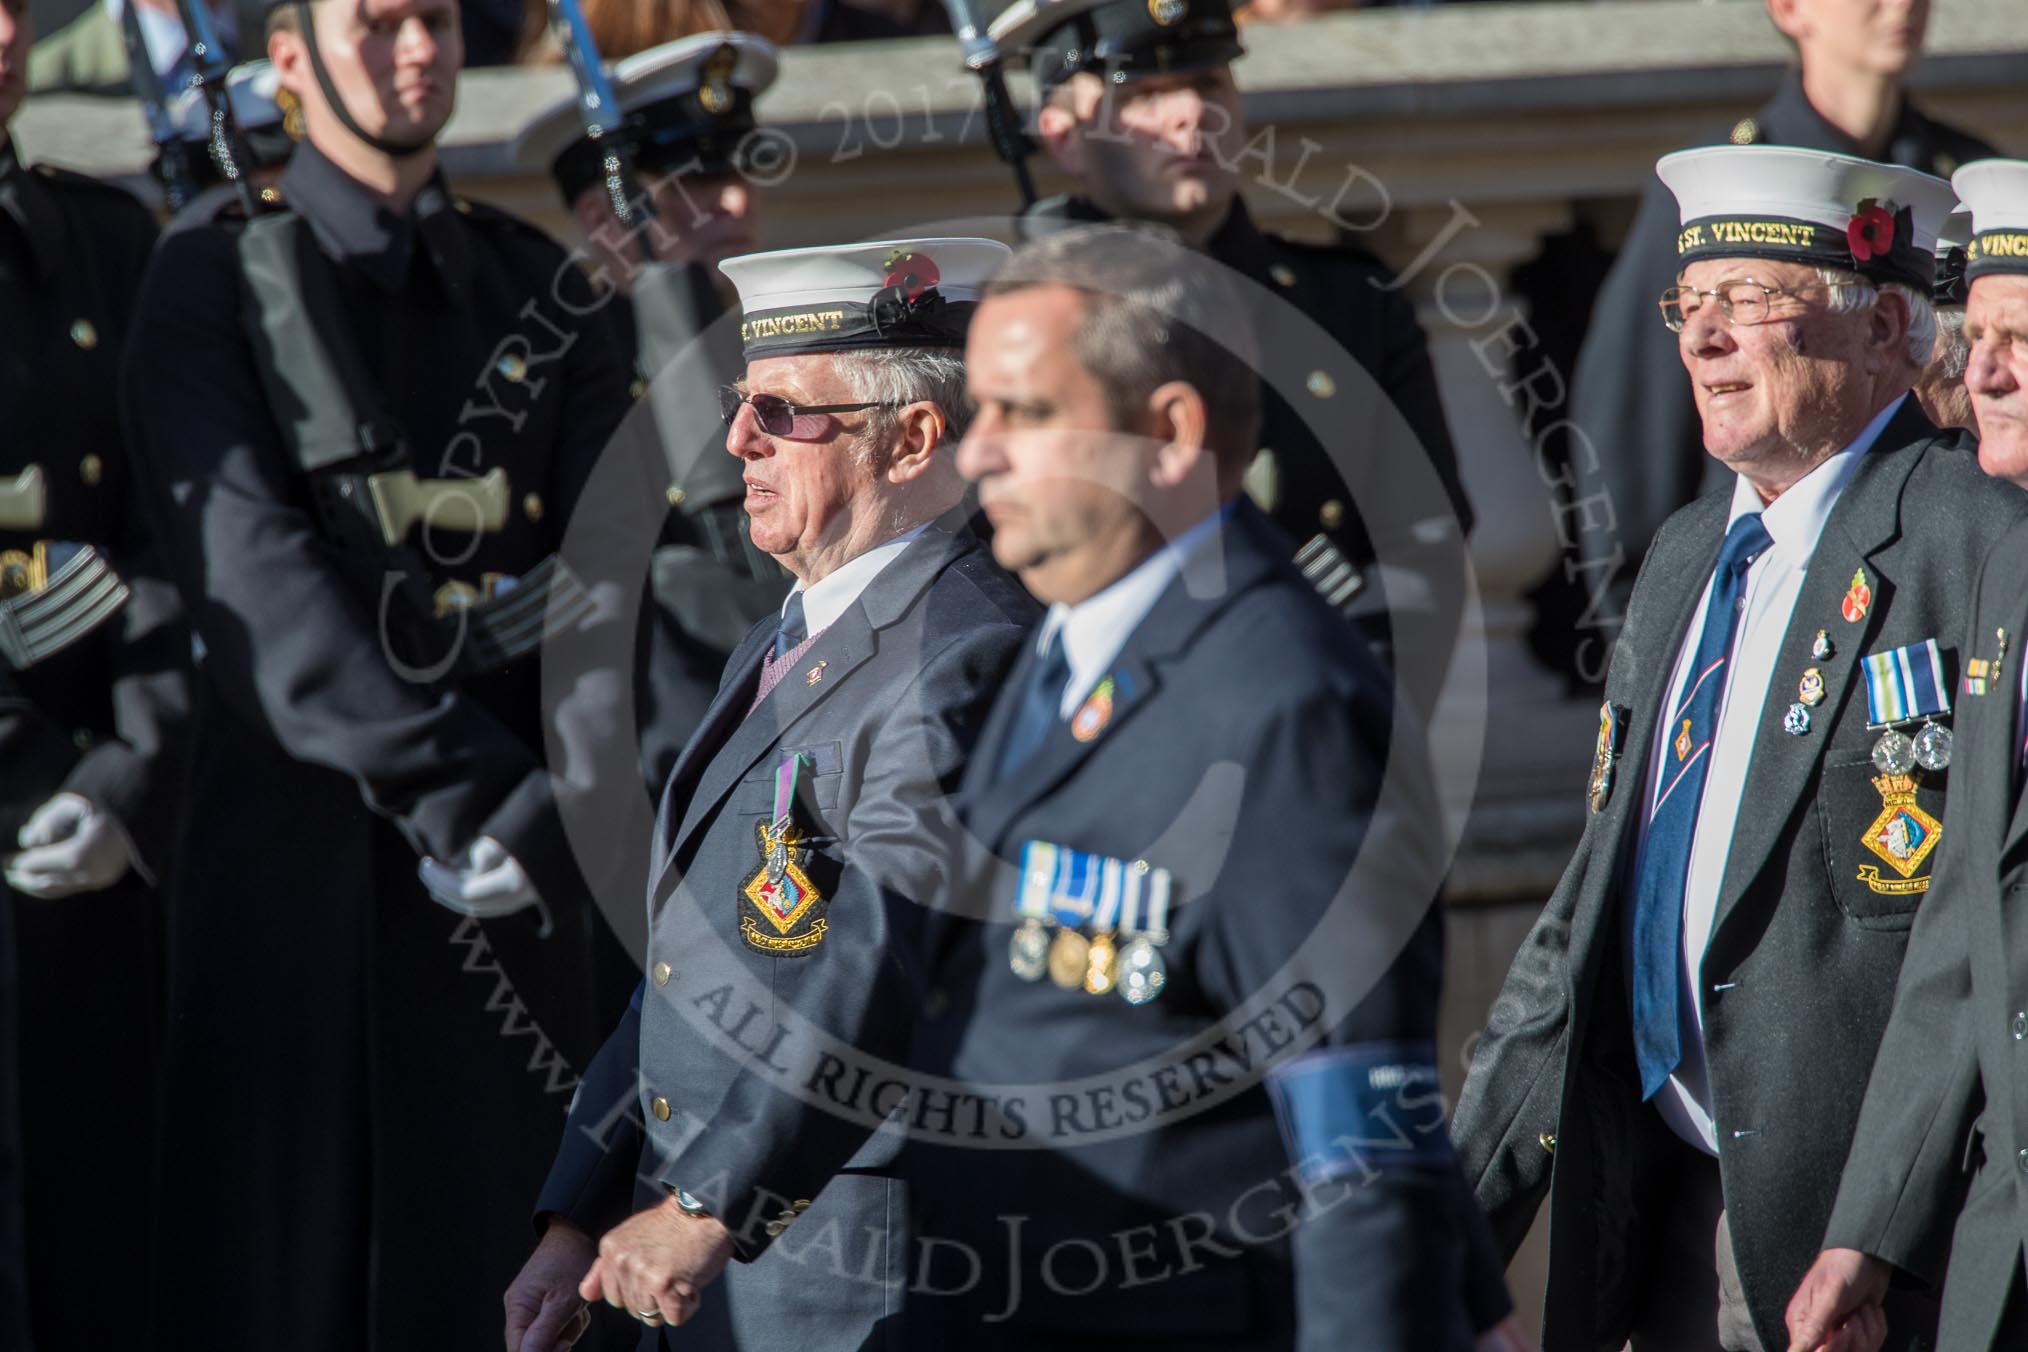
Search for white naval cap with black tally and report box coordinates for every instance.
[719,237,1012,360]
[1658,145,1957,292]
[1953,160,2028,284]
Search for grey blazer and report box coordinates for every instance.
[1826,512,2028,1351]
[535,520,1038,1351]
[1452,402,2027,1351]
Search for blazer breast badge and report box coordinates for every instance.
[1856,774,1942,895]
[740,753,829,955]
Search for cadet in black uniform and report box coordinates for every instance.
[120,0,638,1345]
[1569,0,1994,615]
[514,31,791,791]
[1,6,191,1343]
[988,0,1474,710]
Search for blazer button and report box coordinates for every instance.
[652,1096,672,1122]
[653,961,672,987]
[2017,1148,2028,1175]
[1537,1132,1557,1154]
[2013,1012,2027,1041]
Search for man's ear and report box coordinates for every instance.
[1037,101,1084,178]
[269,22,311,101]
[1144,380,1213,490]
[1765,0,1807,44]
[887,402,951,484]
[1868,288,1915,374]
[570,188,610,245]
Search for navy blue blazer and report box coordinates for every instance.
[902,501,1499,1350]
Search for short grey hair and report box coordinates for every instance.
[1818,267,1940,367]
[984,223,1262,472]
[829,347,973,451]
[1927,305,1970,382]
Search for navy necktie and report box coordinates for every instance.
[994,632,1071,781]
[1632,512,1773,1101]
[773,590,808,661]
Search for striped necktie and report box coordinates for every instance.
[1631,512,1772,1100]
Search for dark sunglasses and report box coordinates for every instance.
[718,386,902,437]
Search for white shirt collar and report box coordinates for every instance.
[1037,509,1227,719]
[1725,393,1905,551]
[781,523,928,638]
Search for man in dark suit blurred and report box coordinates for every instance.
[1569,0,1994,614]
[1787,157,2028,1352]
[902,221,1517,1350]
[1454,147,2025,1352]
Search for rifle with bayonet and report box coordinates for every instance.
[545,0,656,236]
[171,0,260,218]
[119,0,205,210]
[941,0,1036,208]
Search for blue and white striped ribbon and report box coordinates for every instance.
[1862,638,1952,726]
[1017,841,1175,934]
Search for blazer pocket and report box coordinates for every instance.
[735,740,847,821]
[1818,752,1949,929]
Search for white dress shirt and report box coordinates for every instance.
[780,524,927,637]
[1033,510,1228,718]
[1636,395,1904,1155]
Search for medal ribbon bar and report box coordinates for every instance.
[1862,638,1951,728]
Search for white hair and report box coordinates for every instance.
[829,348,973,445]
[1928,306,1970,381]
[1818,267,1939,367]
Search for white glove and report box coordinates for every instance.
[4,793,137,899]
[419,835,550,933]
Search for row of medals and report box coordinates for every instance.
[1009,919,1167,1005]
[1873,719,1951,774]
[1791,632,1952,774]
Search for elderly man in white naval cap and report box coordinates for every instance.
[1789,158,2028,1352]
[1955,161,2028,489]
[1913,208,1976,434]
[500,237,1039,1352]
[1452,146,2028,1352]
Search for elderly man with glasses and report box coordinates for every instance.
[1450,147,2028,1352]
[501,237,1039,1352]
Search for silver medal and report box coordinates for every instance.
[1116,937,1167,1005]
[1871,728,1917,775]
[1783,702,1811,736]
[766,837,788,885]
[1008,920,1049,981]
[1913,721,1953,772]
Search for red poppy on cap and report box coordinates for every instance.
[1847,201,1897,262]
[882,249,940,302]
